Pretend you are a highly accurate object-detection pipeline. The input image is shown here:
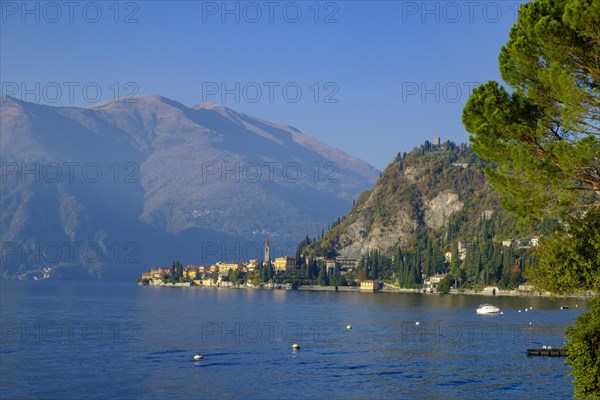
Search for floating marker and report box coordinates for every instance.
[346,325,352,330]
[415,321,420,326]
[292,344,300,350]
[193,354,203,360]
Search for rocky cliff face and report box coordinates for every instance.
[424,191,463,230]
[306,141,522,259]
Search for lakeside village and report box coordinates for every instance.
[138,238,545,295]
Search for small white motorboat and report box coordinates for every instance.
[476,304,500,314]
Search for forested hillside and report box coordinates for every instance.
[298,141,553,289]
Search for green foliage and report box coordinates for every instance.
[565,298,600,399]
[228,269,247,286]
[462,82,595,220]
[463,0,600,221]
[297,140,547,290]
[329,274,343,287]
[528,209,600,295]
[354,216,530,289]
[499,0,599,135]
[393,246,419,287]
[462,2,600,398]
[317,265,329,286]
[437,276,451,294]
[258,261,274,283]
[360,249,386,280]
[250,272,260,287]
[296,236,312,262]
[449,247,462,288]
[167,261,184,283]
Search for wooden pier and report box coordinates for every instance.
[527,348,567,357]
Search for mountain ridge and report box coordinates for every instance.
[0,95,378,280]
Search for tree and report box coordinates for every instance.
[437,276,451,294]
[308,258,319,280]
[463,81,599,219]
[260,261,273,283]
[463,1,599,397]
[528,209,600,295]
[498,0,599,138]
[449,248,461,289]
[565,297,600,399]
[169,261,183,283]
[330,274,342,287]
[462,0,599,221]
[228,268,245,286]
[317,265,328,286]
[296,235,311,262]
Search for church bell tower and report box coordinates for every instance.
[264,240,270,263]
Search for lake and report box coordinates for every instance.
[0,282,588,399]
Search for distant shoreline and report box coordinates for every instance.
[380,286,594,298]
[141,281,594,298]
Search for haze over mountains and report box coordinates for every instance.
[0,95,379,280]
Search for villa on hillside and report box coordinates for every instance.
[141,267,171,280]
[183,266,198,280]
[424,273,448,292]
[326,259,339,275]
[458,241,468,260]
[216,262,243,276]
[444,251,453,262]
[246,259,260,271]
[502,236,542,248]
[274,256,297,272]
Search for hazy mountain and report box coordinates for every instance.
[0,95,379,280]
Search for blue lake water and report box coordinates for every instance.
[0,282,589,399]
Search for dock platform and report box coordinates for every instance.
[527,348,567,357]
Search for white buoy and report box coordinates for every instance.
[518,310,522,313]
[529,307,533,310]
[500,312,504,315]
[415,321,420,326]
[193,354,203,360]
[346,325,352,330]
[292,344,300,350]
[525,308,528,312]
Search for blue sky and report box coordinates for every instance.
[1,1,527,170]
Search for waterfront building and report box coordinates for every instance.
[274,256,296,272]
